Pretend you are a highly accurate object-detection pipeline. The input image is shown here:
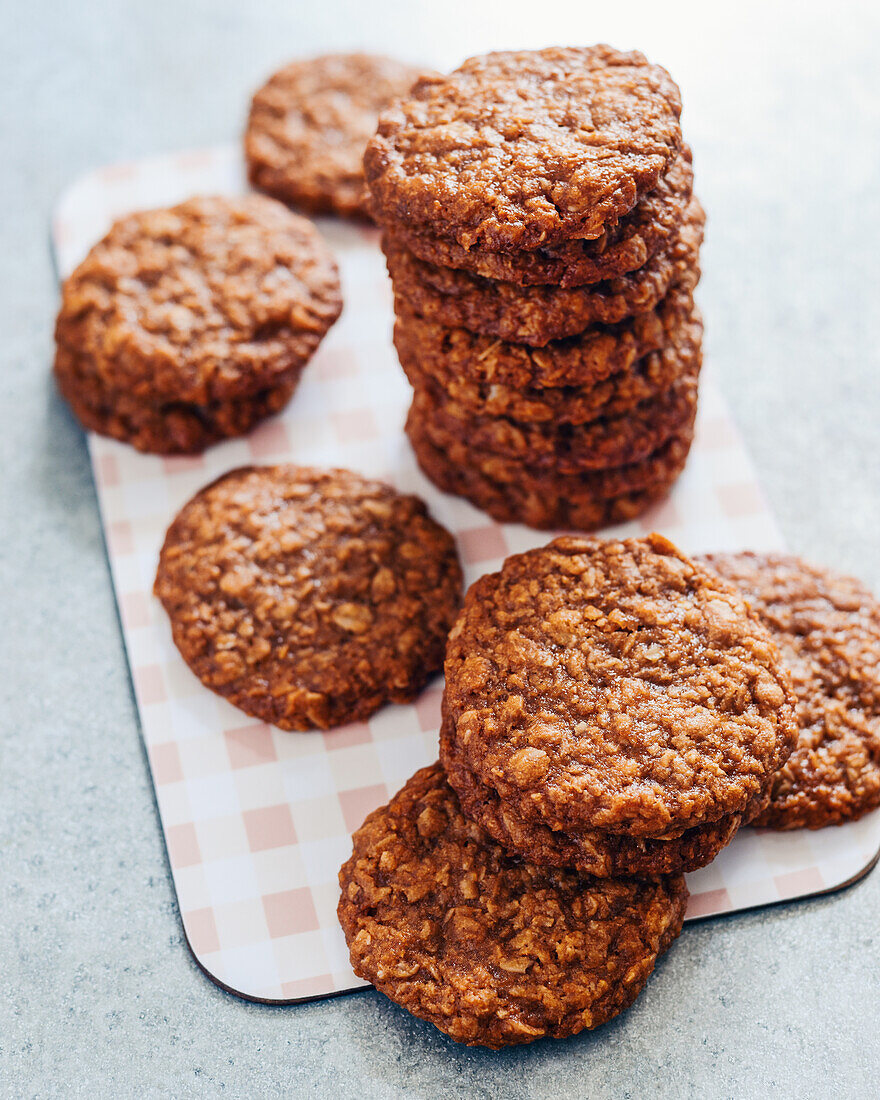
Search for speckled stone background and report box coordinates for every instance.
[2,2,879,1097]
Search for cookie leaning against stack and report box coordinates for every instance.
[439,535,799,877]
[54,195,342,454]
[364,46,704,530]
[338,534,798,1047]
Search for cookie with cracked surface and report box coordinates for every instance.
[406,417,693,531]
[55,344,298,455]
[337,762,688,1048]
[393,281,695,392]
[54,195,342,451]
[154,466,462,730]
[389,147,694,288]
[410,349,700,474]
[385,199,703,346]
[441,707,769,875]
[399,298,702,427]
[443,535,798,839]
[365,45,682,251]
[700,552,880,829]
[245,53,428,219]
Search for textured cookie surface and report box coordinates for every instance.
[364,45,682,251]
[54,348,297,455]
[386,199,703,346]
[338,763,687,1048]
[394,281,695,392]
[406,415,694,531]
[441,712,756,876]
[412,349,700,474]
[154,466,462,730]
[399,295,702,427]
[701,552,880,829]
[55,195,342,407]
[443,535,798,837]
[390,147,694,287]
[246,53,427,218]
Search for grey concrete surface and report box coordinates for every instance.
[2,1,879,1097]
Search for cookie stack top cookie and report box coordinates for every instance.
[365,46,683,251]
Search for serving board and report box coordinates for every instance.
[52,145,880,1003]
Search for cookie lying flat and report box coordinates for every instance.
[338,763,687,1048]
[441,536,798,862]
[389,147,694,288]
[246,53,427,219]
[701,552,880,829]
[365,45,682,251]
[54,195,341,453]
[384,199,704,346]
[154,466,462,730]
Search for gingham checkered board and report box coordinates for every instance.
[52,145,880,1004]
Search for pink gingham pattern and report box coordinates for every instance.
[52,146,880,1003]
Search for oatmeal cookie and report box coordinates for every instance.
[406,418,694,531]
[55,345,297,454]
[701,552,880,829]
[441,709,763,875]
[338,763,687,1048]
[54,195,342,432]
[399,302,702,427]
[393,282,694,392]
[385,199,703,346]
[154,466,462,730]
[410,350,700,474]
[442,535,798,838]
[364,45,682,251]
[246,53,427,219]
[389,147,694,287]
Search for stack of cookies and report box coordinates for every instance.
[364,46,704,530]
[339,534,799,1047]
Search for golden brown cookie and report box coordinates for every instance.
[246,53,427,219]
[154,466,462,730]
[441,708,765,876]
[389,147,694,287]
[399,300,702,427]
[442,535,798,843]
[700,552,880,829]
[410,348,700,475]
[385,199,703,346]
[54,195,342,452]
[393,281,695,392]
[55,347,297,455]
[406,416,694,532]
[338,763,688,1048]
[365,45,682,250]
